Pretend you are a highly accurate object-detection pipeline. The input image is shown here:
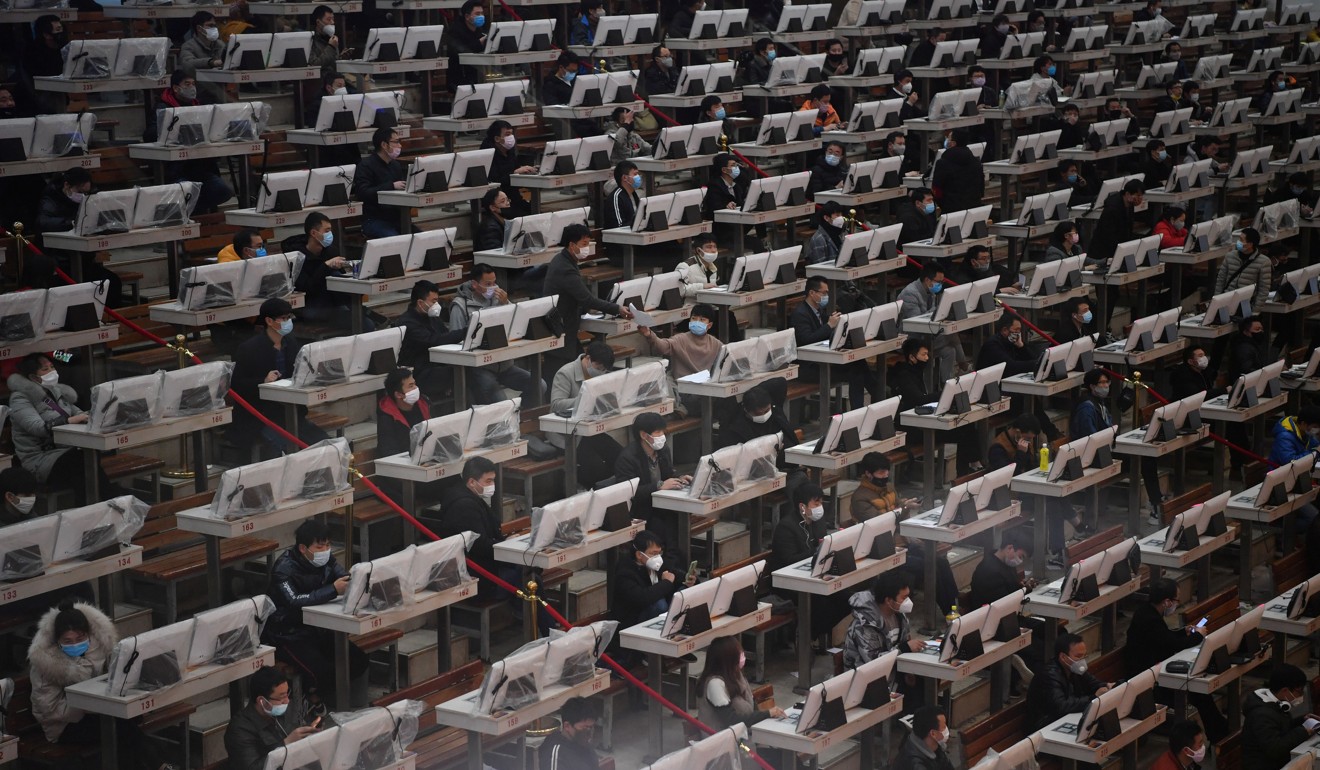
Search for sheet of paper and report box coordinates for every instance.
[678,370,712,384]
[628,303,657,327]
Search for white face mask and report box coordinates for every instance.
[10,495,35,515]
[1188,746,1206,764]
[427,301,443,318]
[807,505,824,521]
[203,26,219,41]
[937,727,950,748]
[40,371,59,387]
[480,483,495,501]
[501,134,516,150]
[321,23,336,37]
[402,387,420,405]
[750,410,772,424]
[1005,553,1024,568]
[648,433,667,451]
[897,596,914,614]
[831,215,846,228]
[1195,355,1209,370]
[333,86,348,96]
[901,82,913,94]
[310,548,331,567]
[699,249,718,263]
[645,553,664,572]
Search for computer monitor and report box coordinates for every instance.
[1181,13,1216,39]
[938,604,990,663]
[313,93,364,132]
[667,189,704,228]
[224,33,274,71]
[346,327,405,377]
[1104,234,1162,276]
[1227,360,1286,409]
[72,188,136,236]
[653,124,693,160]
[305,164,354,207]
[107,621,192,695]
[158,360,230,419]
[211,456,285,520]
[188,595,274,667]
[648,726,748,770]
[507,295,558,343]
[484,21,525,53]
[796,668,857,734]
[130,182,197,229]
[1046,426,1117,483]
[1192,53,1232,82]
[209,101,267,144]
[1252,452,1313,508]
[60,39,117,79]
[409,533,474,595]
[406,152,456,193]
[254,169,307,214]
[358,234,411,281]
[156,105,210,148]
[1063,24,1107,52]
[688,444,741,500]
[1120,308,1174,353]
[344,547,414,616]
[643,271,685,311]
[543,621,613,687]
[1209,97,1252,130]
[624,13,659,43]
[711,560,763,620]
[406,227,455,271]
[461,303,517,351]
[402,25,445,59]
[358,90,405,131]
[732,432,781,487]
[1075,70,1117,100]
[1163,490,1230,553]
[971,463,1015,512]
[676,62,737,97]
[855,0,904,26]
[1231,7,1267,31]
[844,647,898,711]
[409,411,470,466]
[1243,45,1283,75]
[529,491,591,551]
[88,373,161,433]
[757,110,818,145]
[518,18,557,51]
[1001,31,1046,60]
[0,514,58,581]
[617,363,669,411]
[268,31,312,68]
[1262,88,1303,118]
[363,27,407,62]
[290,337,353,387]
[281,437,351,502]
[584,478,640,533]
[1095,537,1140,586]
[660,577,721,637]
[982,587,1028,643]
[1285,573,1320,620]
[328,703,410,770]
[51,495,140,563]
[928,39,979,70]
[852,47,905,78]
[109,38,165,77]
[632,192,673,233]
[177,260,242,312]
[263,726,338,770]
[41,281,106,334]
[1144,392,1204,443]
[503,212,551,254]
[926,87,981,120]
[464,397,521,452]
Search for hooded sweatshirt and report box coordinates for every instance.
[28,602,118,741]
[448,280,501,332]
[6,372,82,482]
[842,590,910,668]
[1242,688,1311,770]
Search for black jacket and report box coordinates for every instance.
[1142,156,1173,189]
[609,553,680,625]
[806,157,848,200]
[790,300,832,346]
[769,515,828,574]
[743,54,772,86]
[975,334,1038,377]
[542,73,574,106]
[1088,191,1135,267]
[1026,659,1105,730]
[1243,690,1311,770]
[605,186,639,231]
[894,735,956,770]
[37,180,78,235]
[668,8,697,38]
[947,259,1015,292]
[642,63,679,96]
[910,40,937,68]
[376,395,429,458]
[898,204,937,246]
[613,440,675,528]
[538,731,599,770]
[931,145,984,213]
[232,330,305,430]
[966,552,1020,610]
[447,20,484,92]
[890,360,934,411]
[1229,333,1269,382]
[265,545,348,641]
[394,304,464,368]
[1169,363,1222,401]
[1057,120,1086,150]
[719,405,794,450]
[436,483,504,574]
[353,152,406,222]
[543,249,622,352]
[1122,601,1200,676]
[281,233,346,306]
[701,178,746,218]
[224,704,298,770]
[475,214,505,252]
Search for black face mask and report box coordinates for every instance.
[498,206,513,218]
[0,109,15,120]
[1108,110,1123,119]
[873,475,889,487]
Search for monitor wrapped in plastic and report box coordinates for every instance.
[208,101,270,144]
[52,495,148,563]
[690,444,741,500]
[645,725,747,770]
[326,700,423,770]
[465,398,522,451]
[33,112,94,158]
[238,252,304,301]
[188,595,274,667]
[180,261,247,310]
[262,722,339,770]
[107,620,194,696]
[530,494,590,551]
[74,189,138,236]
[409,411,470,466]
[475,639,549,714]
[344,547,416,616]
[159,361,233,418]
[89,373,163,433]
[0,515,59,581]
[291,337,354,387]
[408,533,476,594]
[0,289,45,343]
[114,37,169,79]
[211,456,287,520]
[570,369,626,421]
[542,621,617,687]
[131,182,201,230]
[280,438,352,502]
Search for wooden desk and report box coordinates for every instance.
[1011,462,1124,574]
[900,306,1001,336]
[429,337,562,410]
[0,545,142,607]
[900,501,1021,631]
[897,630,1032,709]
[795,337,904,420]
[1137,522,1235,598]
[1092,337,1186,367]
[539,401,675,492]
[226,203,361,231]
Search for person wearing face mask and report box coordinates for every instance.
[1154,77,1186,113]
[179,11,227,103]
[772,484,855,639]
[570,0,605,46]
[1053,160,1095,206]
[225,667,319,770]
[306,5,340,73]
[140,68,234,214]
[549,343,626,486]
[480,120,537,217]
[1133,0,1163,21]
[987,415,1041,475]
[7,353,120,506]
[453,265,547,405]
[303,73,360,167]
[883,131,920,177]
[667,0,706,40]
[475,187,514,251]
[844,573,927,708]
[375,368,431,459]
[1253,70,1292,114]
[851,453,902,520]
[898,188,939,246]
[1044,220,1085,263]
[980,14,1017,60]
[1053,103,1086,149]
[609,530,689,631]
[638,304,724,412]
[910,27,946,68]
[1143,138,1174,187]
[800,84,841,133]
[1215,228,1271,312]
[1057,296,1095,344]
[448,0,488,92]
[545,225,633,369]
[1153,721,1208,770]
[805,201,850,264]
[353,126,409,239]
[697,636,786,730]
[701,152,748,216]
[676,233,722,298]
[605,160,644,234]
[950,245,1021,294]
[1153,205,1189,248]
[807,141,849,200]
[1102,98,1142,142]
[1170,345,1223,400]
[898,263,965,382]
[967,530,1036,611]
[539,697,603,770]
[891,70,927,121]
[231,298,332,454]
[744,38,778,93]
[1070,368,1116,441]
[436,457,515,595]
[894,706,955,770]
[1028,54,1070,102]
[0,467,39,525]
[793,276,876,407]
[542,52,600,138]
[19,16,70,115]
[604,107,653,162]
[283,211,375,332]
[1243,664,1319,770]
[615,412,691,542]
[218,228,267,263]
[719,383,794,451]
[1266,171,1318,216]
[1027,633,1110,730]
[823,38,850,80]
[394,280,465,399]
[264,520,367,713]
[643,45,680,96]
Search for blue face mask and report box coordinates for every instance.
[631,174,643,189]
[1066,173,1078,183]
[254,246,268,258]
[1278,80,1288,90]
[943,138,951,149]
[1047,64,1057,76]
[473,13,486,26]
[1157,150,1168,161]
[715,107,727,120]
[923,202,935,214]
[565,70,577,82]
[766,50,776,61]
[1235,240,1244,252]
[1081,310,1094,324]
[321,231,334,247]
[689,320,708,336]
[730,166,740,179]
[819,294,829,308]
[824,153,840,166]
[930,282,943,294]
[278,318,293,336]
[62,640,89,658]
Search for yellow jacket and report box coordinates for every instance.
[217,244,241,263]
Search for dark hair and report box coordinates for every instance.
[1164,79,1181,93]
[1061,101,1079,115]
[1055,631,1084,657]
[895,68,914,82]
[810,83,832,99]
[233,228,262,254]
[0,467,38,498]
[561,223,591,247]
[258,297,293,322]
[793,482,824,509]
[1162,205,1185,221]
[826,38,844,49]
[700,95,724,114]
[1083,368,1107,387]
[63,168,91,188]
[1148,138,1167,154]
[754,37,774,54]
[1288,171,1310,187]
[481,187,502,211]
[920,262,943,281]
[697,636,750,702]
[171,67,196,86]
[560,696,599,724]
[950,127,973,146]
[1168,719,1203,756]
[250,666,289,702]
[1239,316,1260,332]
[691,302,717,320]
[585,340,615,367]
[805,275,828,294]
[468,263,495,284]
[324,71,345,89]
[310,4,333,22]
[926,26,944,38]
[53,599,91,639]
[35,15,62,37]
[632,529,663,552]
[295,519,331,547]
[609,105,631,123]
[633,411,667,439]
[859,452,891,474]
[1001,528,1032,554]
[17,352,52,378]
[1122,178,1145,195]
[1300,404,1320,425]
[912,186,934,202]
[1065,296,1091,316]
[384,367,414,397]
[967,244,990,261]
[652,45,667,59]
[871,569,910,602]
[411,279,439,303]
[824,139,846,155]
[579,0,603,12]
[741,385,772,414]
[1270,663,1307,693]
[911,706,943,739]
[371,126,398,153]
[304,211,331,234]
[712,152,733,170]
[1148,577,1179,605]
[484,119,513,145]
[885,131,906,147]
[462,456,497,482]
[613,160,639,186]
[191,10,215,28]
[1012,414,1040,433]
[994,314,1019,334]
[901,336,929,358]
[557,51,580,69]
[1241,226,1261,246]
[1034,54,1055,73]
[1050,220,1078,248]
[460,0,483,15]
[969,64,986,77]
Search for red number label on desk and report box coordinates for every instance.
[252,659,264,671]
[204,313,217,323]
[592,678,604,692]
[555,553,567,565]
[458,586,473,598]
[98,330,111,341]
[241,521,255,533]
[0,349,11,360]
[370,617,383,629]
[176,150,189,160]
[117,556,134,567]
[95,239,110,249]
[80,158,94,168]
[2,589,18,602]
[80,83,94,92]
[511,445,524,457]
[139,698,154,712]
[239,73,252,82]
[116,435,130,446]
[211,414,226,424]
[334,495,347,507]
[507,715,520,727]
[481,354,494,364]
[273,215,288,226]
[377,282,391,292]
[316,391,328,401]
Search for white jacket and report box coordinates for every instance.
[28,602,118,741]
[676,256,719,298]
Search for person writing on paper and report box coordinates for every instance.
[895,707,955,770]
[1027,633,1111,730]
[353,127,408,239]
[615,412,690,542]
[676,233,721,298]
[1153,720,1206,770]
[697,637,786,729]
[549,342,625,487]
[225,666,318,770]
[1123,578,1229,743]
[544,224,633,368]
[1243,664,1318,770]
[638,303,723,415]
[264,519,366,713]
[539,697,602,770]
[450,264,547,405]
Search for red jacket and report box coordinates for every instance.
[1151,750,1194,770]
[376,394,431,457]
[1153,219,1188,249]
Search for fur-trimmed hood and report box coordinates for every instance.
[5,372,77,408]
[28,602,117,688]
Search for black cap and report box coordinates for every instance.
[259,297,294,322]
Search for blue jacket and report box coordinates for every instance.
[1269,416,1320,466]
[1069,396,1114,440]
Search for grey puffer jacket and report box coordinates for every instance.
[28,602,117,742]
[842,590,909,668]
[6,373,82,482]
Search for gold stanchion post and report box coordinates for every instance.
[162,334,196,479]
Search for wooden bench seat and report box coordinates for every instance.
[128,535,279,623]
[1183,586,1239,633]
[101,452,167,498]
[503,454,566,503]
[1273,548,1309,595]
[306,410,351,436]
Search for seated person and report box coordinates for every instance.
[542,52,598,138]
[1027,633,1110,730]
[1123,578,1229,742]
[1266,172,1319,215]
[881,131,919,177]
[551,342,625,488]
[1169,345,1223,401]
[142,68,234,213]
[352,126,407,239]
[988,415,1040,474]
[898,188,938,246]
[1055,296,1096,343]
[570,0,604,46]
[1028,54,1070,102]
[394,280,464,400]
[180,11,227,104]
[1102,97,1143,143]
[1182,80,1212,123]
[980,15,1016,59]
[1152,720,1207,770]
[7,353,114,506]
[850,453,912,522]
[282,211,373,332]
[609,529,690,627]
[769,483,828,574]
[604,160,642,232]
[638,303,722,408]
[475,188,513,252]
[642,46,679,96]
[450,264,546,405]
[230,298,334,455]
[891,70,927,121]
[793,276,876,408]
[695,94,730,131]
[910,28,944,68]
[948,244,1022,293]
[218,228,267,263]
[719,383,793,450]
[844,571,927,707]
[895,707,955,770]
[263,519,368,712]
[976,315,1038,377]
[806,140,848,200]
[224,667,317,770]
[1044,219,1085,262]
[697,636,786,729]
[1143,139,1174,188]
[615,411,690,541]
[898,263,965,382]
[805,201,848,264]
[1153,205,1188,249]
[375,368,429,458]
[1153,78,1188,113]
[1054,160,1096,207]
[436,457,515,597]
[304,73,360,168]
[667,0,703,39]
[1055,102,1087,149]
[0,467,37,525]
[35,169,123,307]
[480,121,537,218]
[677,233,721,299]
[932,128,984,213]
[890,337,937,412]
[823,39,850,81]
[1269,405,1320,530]
[701,152,747,216]
[1243,664,1318,770]
[967,529,1035,609]
[538,697,602,770]
[1251,71,1289,115]
[1134,0,1162,22]
[800,84,841,132]
[743,38,777,91]
[605,107,653,163]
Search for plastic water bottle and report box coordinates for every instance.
[1039,447,1050,472]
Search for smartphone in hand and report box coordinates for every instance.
[686,560,699,582]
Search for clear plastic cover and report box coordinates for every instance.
[407,533,476,594]
[63,40,116,80]
[262,723,339,770]
[542,621,616,687]
[159,361,233,418]
[131,182,200,229]
[106,620,194,696]
[211,456,286,520]
[326,700,423,770]
[292,337,354,387]
[0,289,47,342]
[180,261,246,310]
[208,101,270,144]
[476,637,549,714]
[735,433,781,484]
[344,547,416,616]
[693,444,741,500]
[238,251,304,301]
[52,495,147,563]
[0,514,59,581]
[647,725,747,770]
[530,497,587,551]
[756,329,798,373]
[187,595,274,667]
[409,412,469,465]
[279,437,352,502]
[32,112,94,158]
[0,405,8,439]
[88,373,163,433]
[112,38,170,79]
[464,398,521,451]
[620,361,671,409]
[714,338,757,383]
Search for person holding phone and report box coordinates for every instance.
[225,666,320,770]
[1122,578,1228,742]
